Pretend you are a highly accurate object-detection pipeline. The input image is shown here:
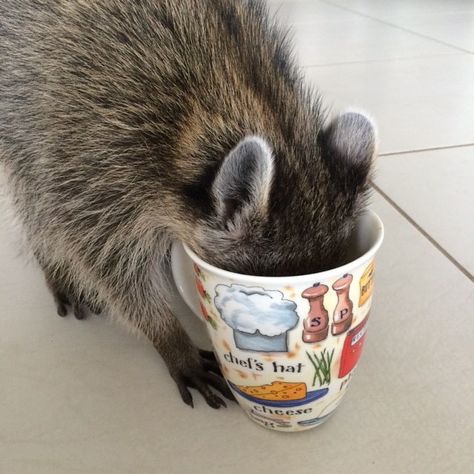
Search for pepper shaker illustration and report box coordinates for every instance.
[301,283,329,343]
[332,274,353,335]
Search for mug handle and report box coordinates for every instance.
[171,241,202,318]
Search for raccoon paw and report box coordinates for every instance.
[53,293,91,320]
[168,348,235,409]
[47,282,103,320]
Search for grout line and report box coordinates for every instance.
[379,143,474,157]
[302,52,465,69]
[371,182,474,282]
[320,0,474,54]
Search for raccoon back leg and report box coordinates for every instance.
[38,257,103,319]
[44,270,88,320]
[45,275,70,318]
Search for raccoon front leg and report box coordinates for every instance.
[95,245,234,409]
[152,311,234,408]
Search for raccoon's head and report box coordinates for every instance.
[190,111,377,276]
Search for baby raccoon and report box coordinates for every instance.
[0,0,376,408]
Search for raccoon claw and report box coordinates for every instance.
[52,293,89,319]
[45,273,104,319]
[170,348,235,409]
[51,290,71,318]
[56,302,68,317]
[49,285,103,319]
[198,349,216,360]
[174,377,194,408]
[73,303,86,320]
[200,370,235,401]
[173,370,228,409]
[198,350,235,400]
[53,295,100,320]
[198,350,221,374]
[188,375,227,409]
[201,358,221,375]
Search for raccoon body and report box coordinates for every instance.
[0,0,376,408]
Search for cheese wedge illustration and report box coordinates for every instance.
[235,381,307,401]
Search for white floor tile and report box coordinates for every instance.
[327,0,474,17]
[327,0,474,52]
[291,17,457,66]
[305,54,474,153]
[375,146,474,276]
[1,2,473,472]
[389,12,474,53]
[1,192,473,474]
[268,0,361,25]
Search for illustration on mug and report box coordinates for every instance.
[193,264,218,329]
[199,302,217,329]
[297,394,345,427]
[359,262,375,307]
[193,264,211,302]
[306,348,335,387]
[214,284,299,352]
[229,380,328,407]
[332,274,354,336]
[248,409,292,429]
[301,283,330,343]
[338,314,369,378]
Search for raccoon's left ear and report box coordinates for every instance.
[212,136,273,230]
[318,111,377,189]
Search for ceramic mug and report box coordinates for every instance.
[171,210,384,432]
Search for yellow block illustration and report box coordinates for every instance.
[359,262,375,307]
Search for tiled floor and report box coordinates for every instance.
[1,1,473,473]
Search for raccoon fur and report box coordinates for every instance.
[0,0,376,408]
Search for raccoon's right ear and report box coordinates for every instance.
[318,111,377,191]
[212,136,273,231]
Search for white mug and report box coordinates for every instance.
[171,210,384,432]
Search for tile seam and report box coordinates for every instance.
[319,0,473,54]
[302,52,465,69]
[370,182,474,282]
[379,143,474,157]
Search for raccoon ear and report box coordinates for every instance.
[212,136,273,228]
[318,111,377,189]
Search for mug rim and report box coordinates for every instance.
[182,209,384,284]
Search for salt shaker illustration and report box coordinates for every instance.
[301,283,329,343]
[332,274,353,335]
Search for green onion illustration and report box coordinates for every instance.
[306,348,335,387]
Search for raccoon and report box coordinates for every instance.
[0,0,376,408]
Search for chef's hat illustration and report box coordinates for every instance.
[214,284,298,337]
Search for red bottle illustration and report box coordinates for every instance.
[338,314,369,378]
[301,283,329,343]
[332,274,353,336]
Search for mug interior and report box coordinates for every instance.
[345,210,383,262]
[183,210,384,284]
